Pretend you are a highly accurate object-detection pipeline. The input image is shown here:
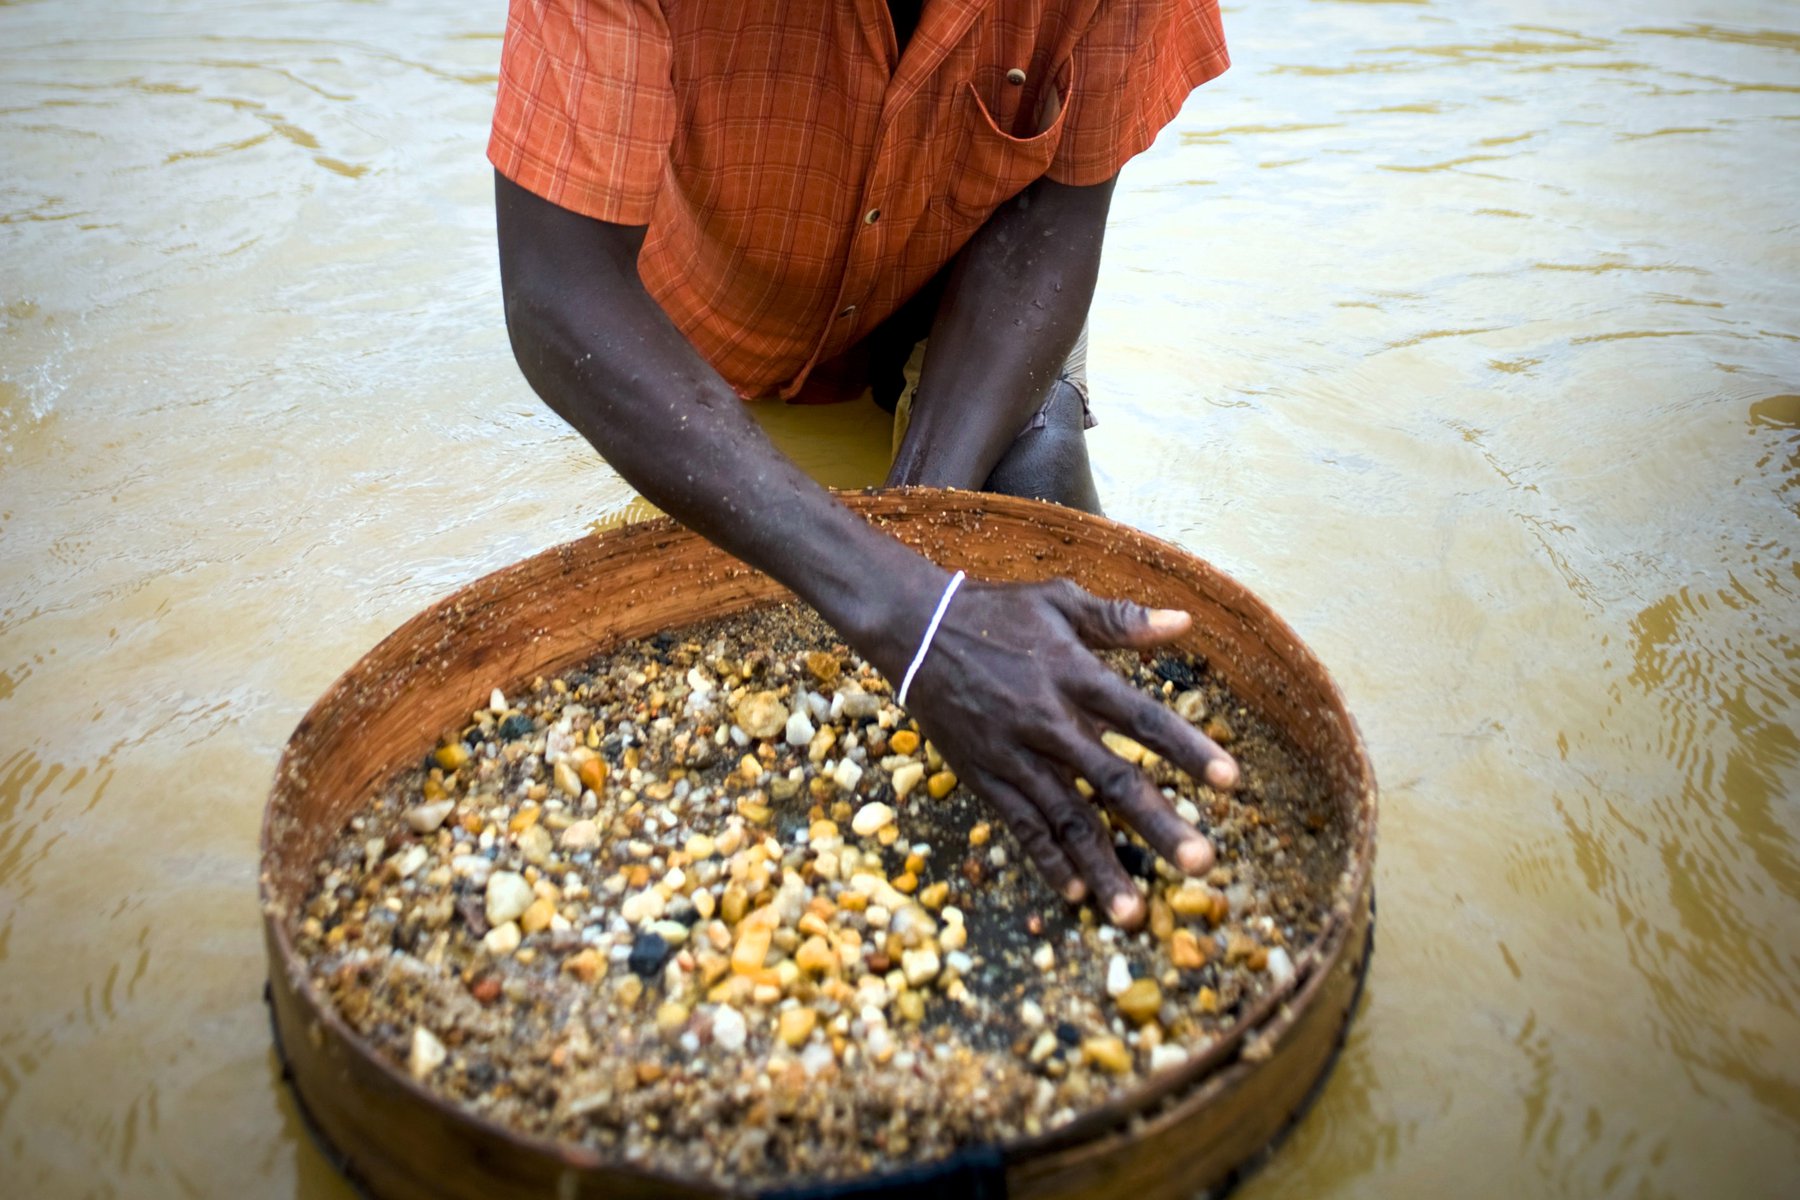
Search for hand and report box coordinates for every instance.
[893,577,1239,929]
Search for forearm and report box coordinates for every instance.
[887,174,1117,489]
[495,173,945,663]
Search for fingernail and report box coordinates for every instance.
[1177,837,1214,874]
[1206,757,1240,790]
[1064,879,1087,903]
[1146,608,1190,637]
[1109,892,1144,925]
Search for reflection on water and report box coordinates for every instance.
[2,0,1797,1196]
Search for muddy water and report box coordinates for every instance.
[1,0,1795,1195]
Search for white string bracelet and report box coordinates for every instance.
[897,570,965,709]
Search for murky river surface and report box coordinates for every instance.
[3,0,1797,1195]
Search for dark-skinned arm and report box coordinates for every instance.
[494,170,1238,927]
[888,173,1114,490]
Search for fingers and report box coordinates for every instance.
[1080,668,1240,791]
[966,770,1084,903]
[1008,757,1146,929]
[1055,728,1216,877]
[1049,579,1190,651]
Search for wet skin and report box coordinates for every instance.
[495,170,1239,927]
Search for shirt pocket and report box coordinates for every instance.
[933,56,1073,226]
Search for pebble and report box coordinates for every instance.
[833,758,864,793]
[1032,944,1056,972]
[851,802,895,837]
[391,843,429,879]
[1115,978,1163,1026]
[1149,1044,1189,1073]
[483,921,522,957]
[890,761,926,800]
[485,871,534,927]
[408,1027,446,1080]
[712,1004,748,1052]
[1082,1036,1133,1075]
[1105,953,1132,997]
[888,729,920,756]
[520,897,556,935]
[735,692,789,740]
[1267,946,1296,991]
[785,709,816,748]
[1019,999,1045,1028]
[1174,690,1207,723]
[433,742,470,771]
[560,819,601,851]
[1171,929,1208,970]
[404,800,455,834]
[518,823,553,865]
[489,688,508,714]
[926,770,957,800]
[778,1007,819,1047]
[902,948,941,987]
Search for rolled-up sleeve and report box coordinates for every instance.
[487,0,675,226]
[1048,0,1229,186]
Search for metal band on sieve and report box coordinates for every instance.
[897,570,965,709]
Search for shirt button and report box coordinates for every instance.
[838,305,858,319]
[1006,68,1027,85]
[863,208,881,225]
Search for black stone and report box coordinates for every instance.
[627,932,673,978]
[1152,655,1203,690]
[497,714,534,742]
[1055,1021,1082,1047]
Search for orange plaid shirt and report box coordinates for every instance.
[490,1,1228,400]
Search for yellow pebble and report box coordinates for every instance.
[1083,1036,1133,1074]
[968,822,991,847]
[655,1001,690,1037]
[509,807,541,835]
[553,759,582,798]
[927,770,958,800]
[433,743,470,771]
[877,826,899,847]
[721,885,748,926]
[1168,884,1212,919]
[1171,929,1208,970]
[732,923,772,975]
[1197,986,1219,1014]
[421,777,447,802]
[578,757,608,793]
[888,730,920,756]
[903,852,926,875]
[1116,978,1163,1025]
[796,935,837,975]
[520,897,555,935]
[918,881,949,910]
[896,991,926,1024]
[778,1007,819,1047]
[693,890,717,920]
[892,871,918,894]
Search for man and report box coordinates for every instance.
[490,0,1238,929]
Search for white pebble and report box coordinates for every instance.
[408,1027,446,1079]
[485,871,533,926]
[851,801,894,837]
[944,949,973,976]
[712,1005,747,1052]
[834,758,865,793]
[890,761,926,800]
[391,843,429,879]
[489,688,507,714]
[620,888,666,926]
[1032,944,1056,972]
[1019,999,1045,1028]
[785,708,816,748]
[1106,953,1132,997]
[901,948,941,986]
[1149,1044,1189,1073]
[404,800,455,834]
[1267,946,1296,991]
